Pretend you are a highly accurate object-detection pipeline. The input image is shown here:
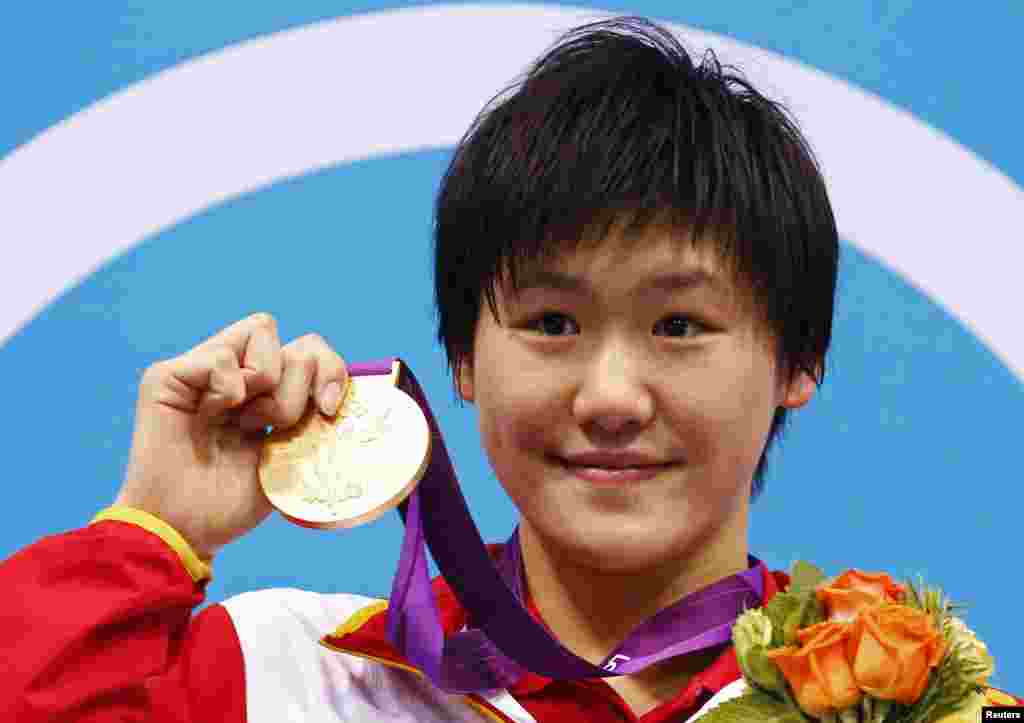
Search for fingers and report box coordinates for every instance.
[197,346,247,419]
[198,313,284,394]
[147,314,348,431]
[173,314,281,387]
[148,343,245,423]
[237,333,349,432]
[158,314,278,420]
[241,319,283,394]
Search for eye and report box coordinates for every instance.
[524,312,579,336]
[653,314,705,338]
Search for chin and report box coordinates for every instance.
[539,516,704,574]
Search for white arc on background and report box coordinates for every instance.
[1,3,1022,382]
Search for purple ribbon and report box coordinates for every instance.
[348,359,764,694]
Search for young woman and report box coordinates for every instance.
[3,16,1014,723]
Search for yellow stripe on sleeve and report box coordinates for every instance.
[91,505,213,583]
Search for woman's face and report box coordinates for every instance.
[457,231,816,574]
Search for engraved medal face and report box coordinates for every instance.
[258,376,431,529]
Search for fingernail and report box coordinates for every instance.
[321,382,343,416]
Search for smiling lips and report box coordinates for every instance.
[557,451,675,483]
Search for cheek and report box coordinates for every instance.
[477,408,554,521]
[668,352,777,464]
[479,396,552,467]
[475,370,555,466]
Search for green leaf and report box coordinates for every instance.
[744,648,785,692]
[783,595,816,646]
[802,595,827,628]
[783,606,804,646]
[903,579,924,611]
[877,701,911,723]
[759,563,829,649]
[901,575,954,620]
[764,592,804,647]
[696,690,808,723]
[787,561,827,595]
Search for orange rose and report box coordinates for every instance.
[848,604,946,704]
[816,569,906,623]
[766,621,862,717]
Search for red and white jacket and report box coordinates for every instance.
[1,507,1019,722]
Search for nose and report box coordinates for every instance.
[571,346,655,436]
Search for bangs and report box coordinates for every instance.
[437,17,818,337]
[484,205,751,324]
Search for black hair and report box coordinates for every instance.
[432,16,839,498]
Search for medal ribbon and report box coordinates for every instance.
[348,359,763,695]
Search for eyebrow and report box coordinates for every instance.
[509,268,729,300]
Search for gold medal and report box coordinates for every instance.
[258,365,431,529]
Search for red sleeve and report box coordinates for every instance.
[0,520,246,722]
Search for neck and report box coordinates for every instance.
[517,520,749,669]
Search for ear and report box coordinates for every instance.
[456,358,475,403]
[779,366,818,410]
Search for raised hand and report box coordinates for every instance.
[114,313,349,558]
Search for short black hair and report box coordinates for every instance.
[432,16,839,498]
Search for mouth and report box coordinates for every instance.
[553,456,677,483]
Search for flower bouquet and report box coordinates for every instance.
[700,562,997,723]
